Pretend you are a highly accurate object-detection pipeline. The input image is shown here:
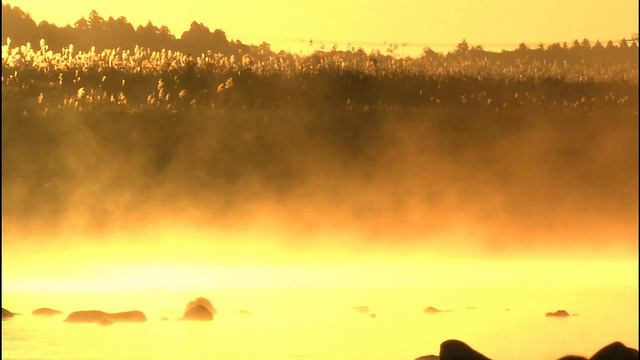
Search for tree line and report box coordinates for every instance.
[2,4,256,56]
[2,2,638,66]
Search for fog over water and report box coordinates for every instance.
[2,104,637,260]
[2,109,638,296]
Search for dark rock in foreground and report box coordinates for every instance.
[590,342,639,360]
[416,339,638,360]
[440,339,491,360]
[64,310,147,324]
[546,310,571,317]
[182,304,213,321]
[32,308,64,316]
[557,341,639,360]
[2,308,14,319]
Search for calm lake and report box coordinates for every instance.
[2,285,638,360]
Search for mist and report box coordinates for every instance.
[3,101,637,259]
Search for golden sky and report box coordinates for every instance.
[4,0,638,53]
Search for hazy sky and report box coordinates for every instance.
[4,0,638,53]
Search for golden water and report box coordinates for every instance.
[2,285,637,359]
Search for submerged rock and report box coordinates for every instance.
[440,339,491,360]
[350,306,370,313]
[424,306,443,314]
[546,310,570,317]
[32,308,64,316]
[2,308,14,319]
[182,304,213,321]
[590,342,638,360]
[558,356,588,360]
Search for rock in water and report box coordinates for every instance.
[65,310,147,323]
[415,355,440,360]
[184,297,217,316]
[546,310,570,317]
[2,308,14,319]
[350,306,370,313]
[65,310,110,323]
[98,318,114,326]
[182,304,213,321]
[440,339,491,360]
[590,342,639,360]
[424,306,442,314]
[32,308,63,316]
[558,356,588,360]
[108,311,147,322]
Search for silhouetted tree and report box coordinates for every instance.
[179,22,229,55]
[571,39,581,49]
[593,40,604,50]
[547,43,562,52]
[74,17,89,31]
[104,16,136,49]
[619,38,629,49]
[38,20,61,49]
[88,10,106,30]
[136,21,175,50]
[2,4,39,45]
[451,39,470,59]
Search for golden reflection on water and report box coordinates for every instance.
[2,226,638,359]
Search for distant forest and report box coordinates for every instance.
[2,3,638,64]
